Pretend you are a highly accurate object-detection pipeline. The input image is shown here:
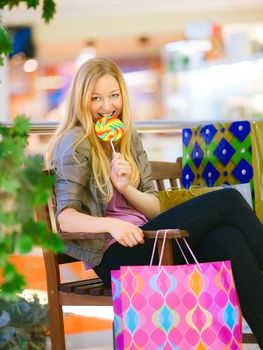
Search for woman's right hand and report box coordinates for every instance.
[108,218,145,247]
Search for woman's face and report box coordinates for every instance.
[90,74,123,122]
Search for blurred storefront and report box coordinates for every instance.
[4,20,263,164]
[5,21,263,125]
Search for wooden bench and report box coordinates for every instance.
[35,158,256,349]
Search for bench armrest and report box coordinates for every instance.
[60,229,189,240]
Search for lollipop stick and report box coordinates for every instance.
[110,140,116,153]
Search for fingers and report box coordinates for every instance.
[116,164,131,177]
[117,229,145,247]
[111,153,131,177]
[111,153,127,166]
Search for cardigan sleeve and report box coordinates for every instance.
[53,128,91,216]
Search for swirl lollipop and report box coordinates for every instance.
[95,115,124,153]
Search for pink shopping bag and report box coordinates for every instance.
[111,231,242,350]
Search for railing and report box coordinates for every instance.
[1,118,262,135]
[0,120,207,135]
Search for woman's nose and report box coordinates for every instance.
[101,97,111,110]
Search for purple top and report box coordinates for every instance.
[105,188,148,249]
[84,189,148,269]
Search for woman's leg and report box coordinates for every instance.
[196,226,263,348]
[94,238,158,287]
[143,188,263,269]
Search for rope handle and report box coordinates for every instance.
[149,229,164,266]
[165,185,205,197]
[150,229,202,271]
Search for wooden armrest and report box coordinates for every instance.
[60,232,110,240]
[60,228,189,240]
[143,229,189,239]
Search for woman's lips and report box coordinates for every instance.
[98,111,115,118]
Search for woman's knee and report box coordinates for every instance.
[214,187,243,203]
[197,226,245,260]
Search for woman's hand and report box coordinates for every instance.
[108,218,144,247]
[110,152,131,192]
[58,209,145,246]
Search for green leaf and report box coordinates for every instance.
[44,232,65,253]
[12,115,30,136]
[22,220,64,253]
[0,211,19,231]
[16,234,33,254]
[0,177,20,192]
[6,0,20,9]
[0,251,9,267]
[1,263,26,295]
[42,0,56,23]
[26,0,39,9]
[0,26,12,55]
[3,263,19,282]
[0,238,16,257]
[0,1,10,9]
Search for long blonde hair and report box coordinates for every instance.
[45,57,140,202]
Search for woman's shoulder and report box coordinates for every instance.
[60,126,85,144]
[131,127,139,141]
[131,128,143,148]
[56,126,90,157]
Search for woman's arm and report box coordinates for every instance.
[58,208,145,247]
[119,185,161,219]
[111,152,161,219]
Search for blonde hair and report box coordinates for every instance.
[45,57,140,201]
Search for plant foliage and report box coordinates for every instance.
[0,26,12,65]
[0,116,64,298]
[0,0,56,23]
[0,294,49,349]
[0,0,57,64]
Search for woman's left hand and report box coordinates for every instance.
[110,152,131,192]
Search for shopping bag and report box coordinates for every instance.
[111,269,124,350]
[250,121,263,222]
[182,120,253,189]
[158,186,222,212]
[158,183,253,212]
[111,231,242,350]
[182,120,262,219]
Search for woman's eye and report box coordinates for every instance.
[111,93,119,99]
[91,96,100,102]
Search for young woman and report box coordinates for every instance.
[46,57,263,347]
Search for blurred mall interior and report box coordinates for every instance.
[1,1,263,348]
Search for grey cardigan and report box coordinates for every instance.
[53,126,156,266]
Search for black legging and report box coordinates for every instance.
[94,188,263,348]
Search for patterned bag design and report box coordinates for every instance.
[112,260,242,349]
[182,120,254,193]
[111,270,124,350]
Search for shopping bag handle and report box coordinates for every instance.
[174,238,201,269]
[150,229,202,271]
[149,229,169,266]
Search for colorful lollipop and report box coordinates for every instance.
[95,115,124,153]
